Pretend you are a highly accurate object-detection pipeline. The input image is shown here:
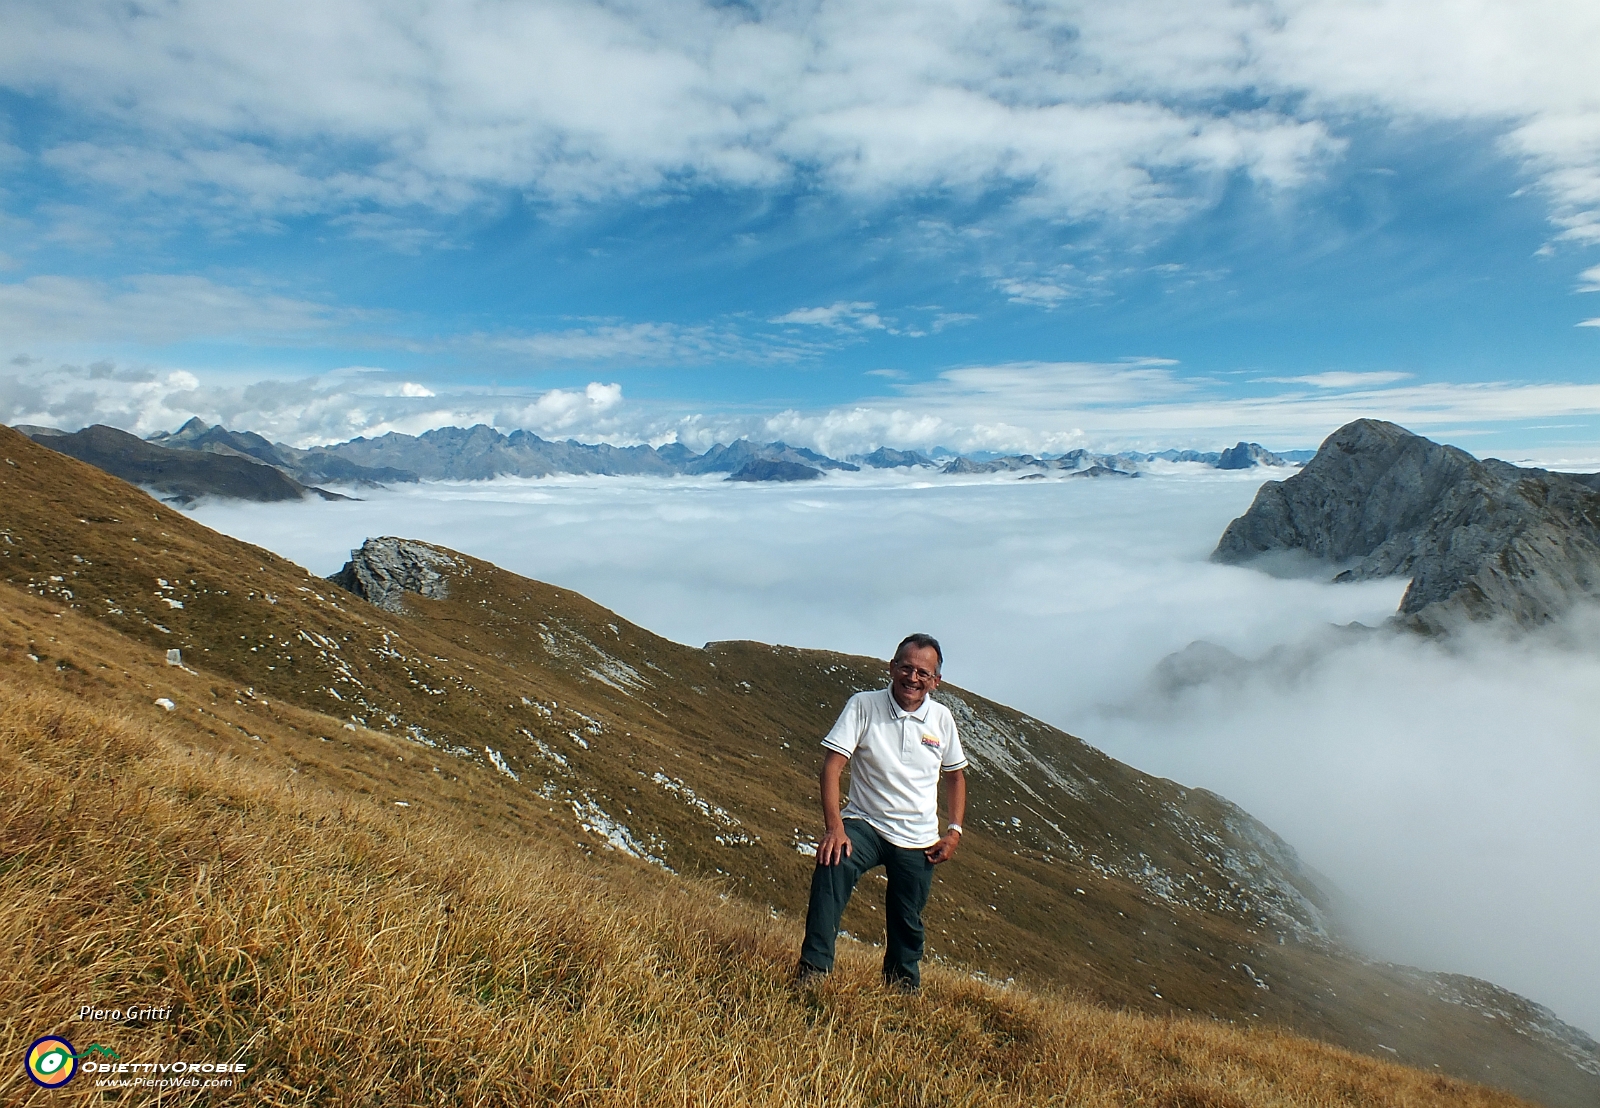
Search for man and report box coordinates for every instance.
[796,633,968,991]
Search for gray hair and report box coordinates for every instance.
[894,633,943,672]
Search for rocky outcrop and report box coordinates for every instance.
[329,537,457,612]
[1213,419,1600,630]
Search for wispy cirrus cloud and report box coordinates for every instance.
[770,302,887,332]
[770,301,975,339]
[1256,371,1414,388]
[0,272,839,368]
[0,274,364,345]
[993,279,1079,309]
[482,321,787,365]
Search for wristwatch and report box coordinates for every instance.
[947,822,963,835]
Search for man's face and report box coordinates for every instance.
[889,644,941,711]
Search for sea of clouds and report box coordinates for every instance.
[193,466,1600,1037]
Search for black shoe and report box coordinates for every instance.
[794,961,828,985]
[883,975,920,995]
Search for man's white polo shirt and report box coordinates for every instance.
[822,688,967,849]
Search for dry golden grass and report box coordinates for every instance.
[1,671,1529,1107]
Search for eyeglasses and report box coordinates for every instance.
[891,661,940,682]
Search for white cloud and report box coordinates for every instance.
[771,302,886,332]
[1577,318,1600,327]
[0,358,633,448]
[994,279,1077,308]
[770,302,972,338]
[1579,264,1600,292]
[2,1,1594,245]
[1258,371,1414,388]
[0,0,1407,235]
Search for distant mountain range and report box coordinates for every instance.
[11,417,1311,500]
[1214,418,1600,631]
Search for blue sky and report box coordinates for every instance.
[1,0,1598,458]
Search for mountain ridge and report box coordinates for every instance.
[16,423,353,505]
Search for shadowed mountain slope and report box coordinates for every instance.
[1213,419,1600,631]
[1,422,1596,1106]
[19,423,349,505]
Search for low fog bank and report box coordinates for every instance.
[192,469,1404,720]
[193,469,1597,1036]
[1084,615,1600,1038]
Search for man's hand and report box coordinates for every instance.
[816,750,852,866]
[924,829,960,864]
[817,823,853,866]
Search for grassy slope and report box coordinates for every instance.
[1,422,1595,1105]
[0,665,1529,1107]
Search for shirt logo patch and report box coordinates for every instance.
[920,733,942,751]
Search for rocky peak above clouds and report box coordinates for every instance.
[1213,419,1600,631]
[1216,441,1290,470]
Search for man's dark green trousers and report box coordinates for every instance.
[799,818,936,988]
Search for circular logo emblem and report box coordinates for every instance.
[26,1036,77,1087]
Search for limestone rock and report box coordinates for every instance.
[1213,419,1600,630]
[329,537,457,612]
